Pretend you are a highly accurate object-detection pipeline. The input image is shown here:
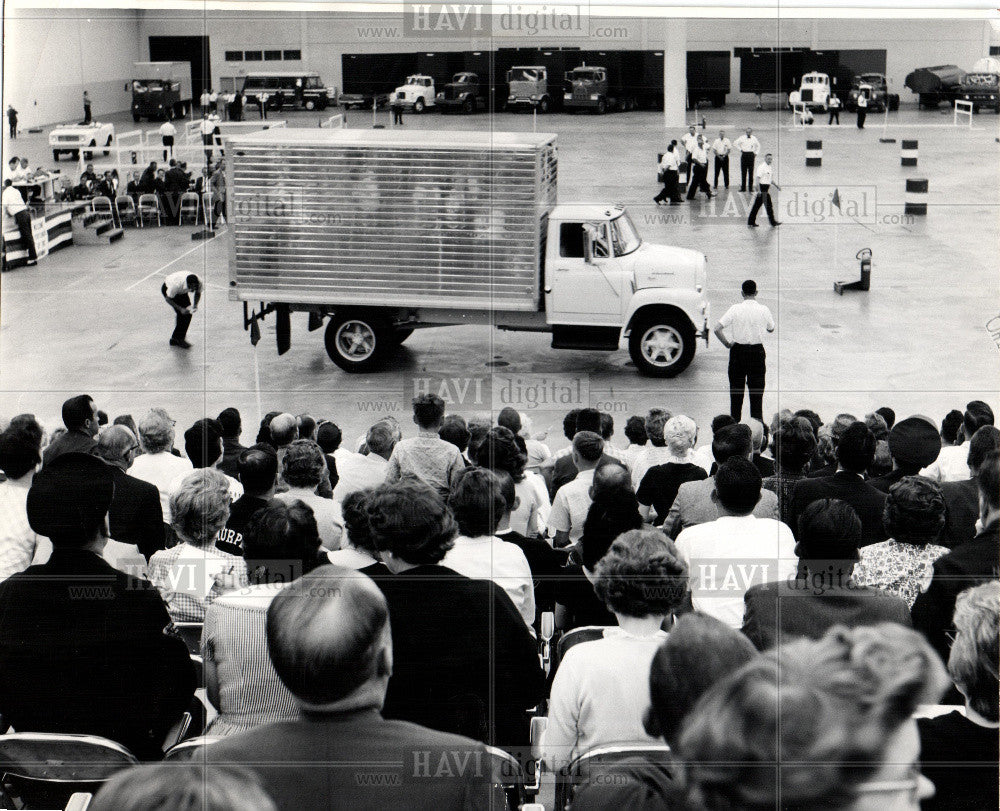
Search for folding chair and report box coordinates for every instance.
[90,196,113,218]
[0,732,138,809]
[173,622,203,657]
[201,192,215,228]
[115,196,139,228]
[178,192,200,225]
[162,736,221,762]
[550,626,607,677]
[484,745,529,811]
[137,194,160,227]
[555,744,674,811]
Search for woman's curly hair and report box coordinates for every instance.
[281,439,327,488]
[593,528,689,618]
[366,480,458,565]
[474,426,527,483]
[883,475,946,546]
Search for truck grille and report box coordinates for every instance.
[396,92,405,100]
[801,89,814,102]
[57,135,80,142]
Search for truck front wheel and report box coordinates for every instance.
[414,98,425,113]
[628,312,695,378]
[325,314,392,372]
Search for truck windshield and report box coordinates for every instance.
[306,77,322,88]
[610,212,641,257]
[133,81,164,92]
[965,73,998,86]
[510,68,540,82]
[571,70,600,81]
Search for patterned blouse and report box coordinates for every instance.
[852,539,949,608]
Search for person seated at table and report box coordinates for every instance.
[125,171,142,203]
[138,161,158,194]
[72,163,99,199]
[3,156,18,183]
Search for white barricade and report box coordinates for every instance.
[791,102,810,130]
[954,100,974,128]
[320,114,345,129]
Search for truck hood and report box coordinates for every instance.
[623,241,706,291]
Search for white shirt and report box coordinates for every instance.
[159,121,177,137]
[130,451,193,522]
[0,477,38,582]
[676,515,798,628]
[689,145,708,166]
[548,468,596,542]
[680,132,698,154]
[200,118,216,136]
[920,443,968,483]
[332,451,389,502]
[828,96,842,109]
[857,95,868,108]
[2,184,27,218]
[511,472,551,538]
[658,151,679,171]
[735,133,761,154]
[164,270,194,298]
[543,628,667,769]
[755,162,774,186]
[690,444,715,474]
[524,438,552,470]
[711,137,732,156]
[209,92,219,103]
[442,535,536,628]
[274,487,343,550]
[200,91,211,106]
[718,299,775,345]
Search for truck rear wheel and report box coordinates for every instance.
[628,311,695,378]
[463,97,474,113]
[325,314,392,372]
[414,98,425,113]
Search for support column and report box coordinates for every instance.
[663,20,687,129]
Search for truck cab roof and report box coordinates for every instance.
[801,73,829,83]
[551,203,626,221]
[451,72,478,82]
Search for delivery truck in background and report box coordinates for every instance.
[563,59,640,113]
[131,61,193,121]
[227,129,710,377]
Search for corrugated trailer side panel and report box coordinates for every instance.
[228,132,557,312]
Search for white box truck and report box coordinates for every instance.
[227,129,709,377]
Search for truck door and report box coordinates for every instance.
[547,221,625,325]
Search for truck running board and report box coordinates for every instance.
[551,325,621,351]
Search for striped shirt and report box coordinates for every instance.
[148,543,247,622]
[203,582,300,736]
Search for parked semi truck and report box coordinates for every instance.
[846,73,899,112]
[227,129,709,377]
[955,59,1000,112]
[131,61,192,121]
[506,66,553,111]
[563,64,637,113]
[436,72,488,113]
[905,65,966,109]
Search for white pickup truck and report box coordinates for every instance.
[227,129,709,377]
[392,74,436,112]
[49,122,115,162]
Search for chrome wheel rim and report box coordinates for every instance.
[336,321,376,361]
[640,325,683,367]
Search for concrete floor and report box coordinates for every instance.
[2,104,998,446]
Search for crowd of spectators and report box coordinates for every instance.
[0,394,996,809]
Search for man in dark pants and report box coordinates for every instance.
[6,105,17,139]
[734,127,760,192]
[685,135,713,200]
[856,92,867,129]
[161,271,201,349]
[82,91,92,124]
[828,93,841,125]
[714,279,775,421]
[747,153,781,228]
[2,180,37,267]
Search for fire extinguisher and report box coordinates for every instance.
[834,248,872,295]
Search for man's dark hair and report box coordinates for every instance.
[475,426,526,482]
[497,406,522,435]
[835,422,876,474]
[968,426,1000,473]
[412,393,446,429]
[712,423,752,466]
[575,408,602,436]
[185,274,200,289]
[96,411,108,427]
[216,407,241,439]
[793,409,823,435]
[341,489,378,556]
[741,279,757,296]
[297,414,317,441]
[874,407,896,431]
[977,451,1000,511]
[62,394,95,431]
[266,568,389,706]
[573,431,605,464]
[367,481,458,565]
[714,458,762,515]
[26,453,115,547]
[774,417,817,474]
[624,415,647,446]
[244,498,323,584]
[255,412,280,447]
[316,422,342,454]
[796,499,862,563]
[493,468,517,512]
[184,418,224,469]
[964,401,995,438]
[0,429,41,480]
[439,414,471,453]
[599,412,615,441]
[8,414,43,451]
[237,445,278,495]
[562,409,582,441]
[448,467,505,537]
[711,414,736,435]
[940,410,964,445]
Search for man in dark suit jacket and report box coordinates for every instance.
[912,452,1000,663]
[789,422,887,550]
[41,394,100,466]
[939,425,998,549]
[92,425,164,561]
[0,454,195,760]
[742,498,911,651]
[208,567,500,811]
[215,407,247,479]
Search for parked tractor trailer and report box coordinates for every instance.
[227,129,709,377]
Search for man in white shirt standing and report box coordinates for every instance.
[675,458,797,629]
[161,271,200,349]
[2,180,37,267]
[158,119,176,162]
[746,153,781,228]
[711,130,732,190]
[734,127,761,192]
[856,91,867,129]
[714,279,775,422]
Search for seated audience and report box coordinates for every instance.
[790,421,888,548]
[518,411,552,471]
[218,444,278,556]
[207,567,500,809]
[663,423,778,538]
[870,415,942,493]
[149,468,247,621]
[476,426,550,537]
[691,413,735,473]
[90,764,277,811]
[368,481,545,749]
[806,413,857,478]
[332,420,395,501]
[551,409,619,495]
[852,476,949,607]
[216,407,247,478]
[384,394,465,497]
[761,415,816,527]
[130,408,192,523]
[438,413,472,462]
[678,624,947,810]
[912,451,1000,663]
[274,439,342,549]
[544,529,688,770]
[620,414,649,471]
[41,393,99,465]
[629,408,675,489]
[92,425,165,561]
[0,426,41,581]
[0,453,194,760]
[170,417,244,502]
[922,400,994,482]
[204,499,326,736]
[549,431,607,545]
[675,458,797,628]
[326,489,390,576]
[636,415,707,525]
[741,498,911,651]
[918,581,1000,811]
[743,418,774,477]
[940,424,999,548]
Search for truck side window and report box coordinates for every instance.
[560,223,585,258]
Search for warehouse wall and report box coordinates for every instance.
[3,8,141,128]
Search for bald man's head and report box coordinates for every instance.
[93,424,138,470]
[266,567,391,708]
[269,413,298,447]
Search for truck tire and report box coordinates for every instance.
[537,97,549,113]
[324,313,393,372]
[84,141,96,161]
[628,311,696,378]
[596,98,607,114]
[463,97,475,114]
[132,113,142,123]
[104,135,112,155]
[53,150,60,162]
[414,98,425,113]
[305,99,316,111]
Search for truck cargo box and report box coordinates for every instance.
[227,128,557,311]
[904,64,965,95]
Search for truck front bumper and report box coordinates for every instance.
[436,98,467,110]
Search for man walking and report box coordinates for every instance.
[686,134,713,200]
[747,153,781,228]
[82,91,92,124]
[653,143,683,205]
[711,129,732,190]
[2,179,37,267]
[714,279,775,422]
[680,124,698,186]
[828,93,841,125]
[6,105,17,139]
[856,92,867,129]
[161,271,201,349]
[734,127,760,192]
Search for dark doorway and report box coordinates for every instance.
[149,36,210,101]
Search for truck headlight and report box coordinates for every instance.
[530,95,537,100]
[436,93,444,99]
[590,94,599,100]
[563,93,571,99]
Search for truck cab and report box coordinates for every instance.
[789,72,832,110]
[847,73,899,112]
[507,66,550,112]
[437,73,486,113]
[563,66,610,113]
[393,75,435,112]
[956,72,1000,113]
